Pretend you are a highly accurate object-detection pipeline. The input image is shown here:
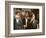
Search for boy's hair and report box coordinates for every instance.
[15,10,21,15]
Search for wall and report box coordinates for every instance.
[0,0,46,38]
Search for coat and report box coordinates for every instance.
[14,18,26,29]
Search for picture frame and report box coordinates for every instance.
[5,1,45,37]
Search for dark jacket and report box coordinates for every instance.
[14,18,24,29]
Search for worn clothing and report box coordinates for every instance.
[14,16,26,29]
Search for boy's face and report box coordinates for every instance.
[15,12,21,19]
[25,12,29,18]
[21,12,25,16]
